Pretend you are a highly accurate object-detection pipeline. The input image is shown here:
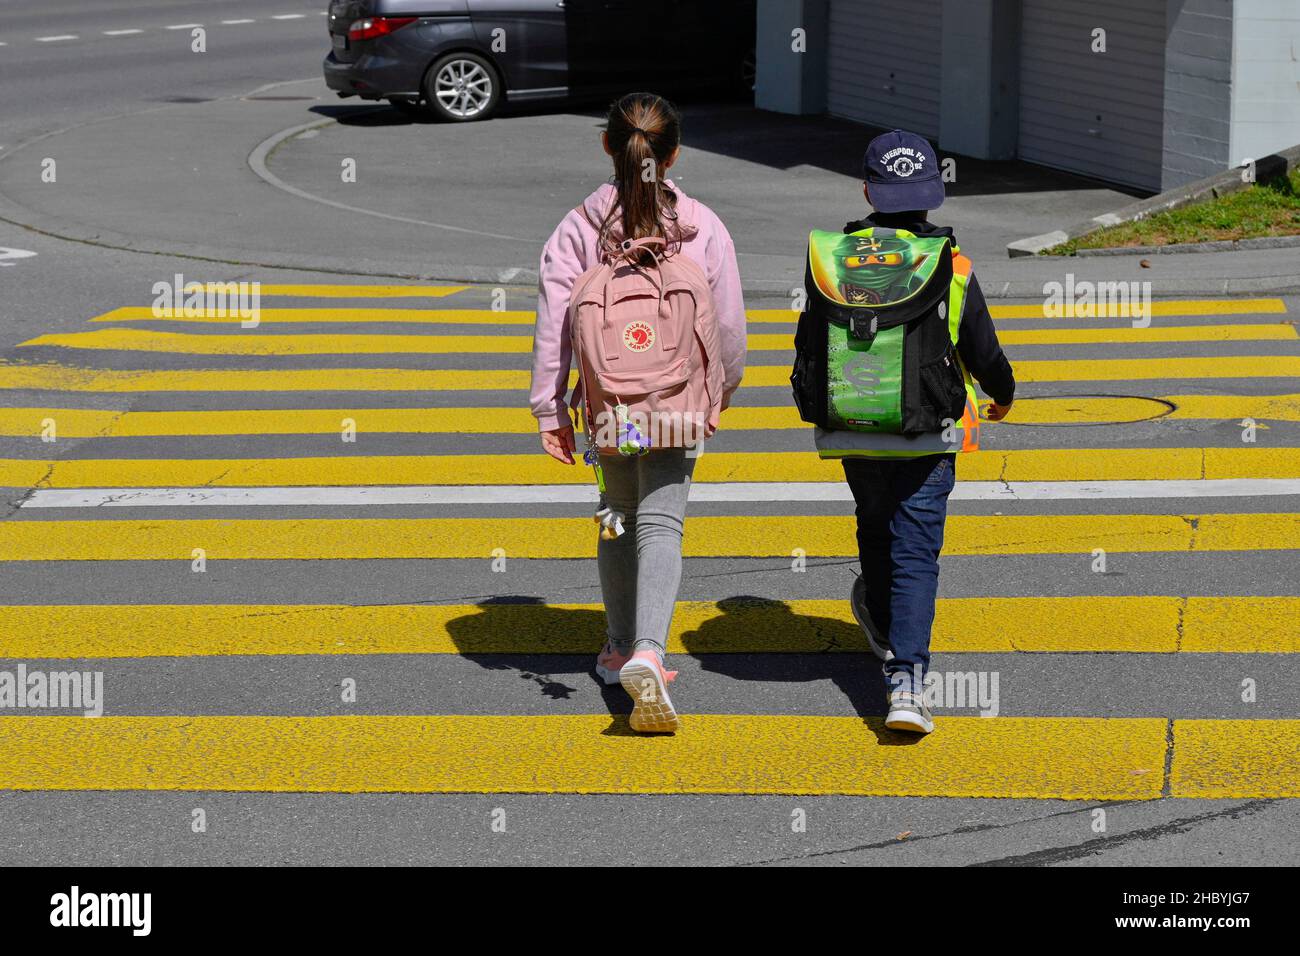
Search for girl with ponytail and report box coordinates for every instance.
[529,92,747,732]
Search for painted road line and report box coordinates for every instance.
[1004,357,1300,384]
[749,326,1298,349]
[103,29,145,36]
[977,324,1296,345]
[0,513,1293,560]
[92,307,535,324]
[5,395,1298,437]
[63,325,1300,351]
[19,478,1300,510]
[0,364,527,393]
[21,329,539,356]
[2,448,1295,489]
[89,302,1289,326]
[5,358,1299,392]
[1,597,1291,657]
[0,406,544,437]
[44,326,1295,355]
[20,330,526,356]
[746,299,1289,322]
[0,714,1170,798]
[35,35,79,42]
[243,284,467,298]
[743,358,1300,387]
[1170,721,1300,798]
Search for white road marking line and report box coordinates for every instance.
[103,29,144,36]
[271,14,306,19]
[35,35,79,42]
[18,479,1300,509]
[164,24,203,30]
[221,19,256,25]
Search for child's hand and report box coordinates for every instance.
[541,426,577,464]
[983,400,1013,422]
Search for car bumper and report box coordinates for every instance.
[323,50,421,100]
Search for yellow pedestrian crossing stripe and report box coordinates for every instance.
[4,356,1300,394]
[1,287,1296,805]
[26,323,1297,355]
[0,714,1294,798]
[1172,721,1300,797]
[0,513,1292,560]
[2,596,1291,657]
[0,447,1292,488]
[239,284,469,298]
[0,363,519,392]
[95,306,539,325]
[99,297,1287,325]
[3,394,1297,437]
[752,298,1288,321]
[23,329,540,356]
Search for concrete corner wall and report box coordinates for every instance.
[938,0,1020,159]
[754,0,828,115]
[1229,0,1300,168]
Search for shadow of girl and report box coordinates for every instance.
[443,597,629,711]
[678,596,891,723]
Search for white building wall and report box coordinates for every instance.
[1229,0,1300,166]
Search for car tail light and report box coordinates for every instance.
[348,16,417,41]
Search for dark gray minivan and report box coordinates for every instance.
[324,0,756,122]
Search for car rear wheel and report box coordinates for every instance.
[423,52,500,122]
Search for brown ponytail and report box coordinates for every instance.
[599,92,683,262]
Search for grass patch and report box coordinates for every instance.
[1043,167,1300,255]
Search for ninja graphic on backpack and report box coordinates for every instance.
[790,226,978,452]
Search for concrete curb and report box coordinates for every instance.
[1007,143,1300,258]
[1075,234,1300,257]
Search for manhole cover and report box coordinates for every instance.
[991,394,1175,427]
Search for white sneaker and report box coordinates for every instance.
[619,650,680,733]
[885,691,934,735]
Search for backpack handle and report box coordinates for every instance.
[610,235,666,265]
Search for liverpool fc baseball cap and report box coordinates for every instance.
[863,129,945,213]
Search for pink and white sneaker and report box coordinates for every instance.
[594,641,633,685]
[619,650,680,733]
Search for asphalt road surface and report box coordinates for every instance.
[0,1,1296,867]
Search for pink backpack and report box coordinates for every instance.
[568,228,723,452]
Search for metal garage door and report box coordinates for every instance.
[826,0,942,138]
[1018,0,1166,191]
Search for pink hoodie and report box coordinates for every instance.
[530,181,747,432]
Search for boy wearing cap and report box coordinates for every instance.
[835,130,1016,734]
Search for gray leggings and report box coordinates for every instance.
[597,448,697,657]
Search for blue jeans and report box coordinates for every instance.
[843,454,956,696]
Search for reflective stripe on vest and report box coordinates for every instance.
[816,249,980,459]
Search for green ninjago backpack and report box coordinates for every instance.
[790,226,970,437]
